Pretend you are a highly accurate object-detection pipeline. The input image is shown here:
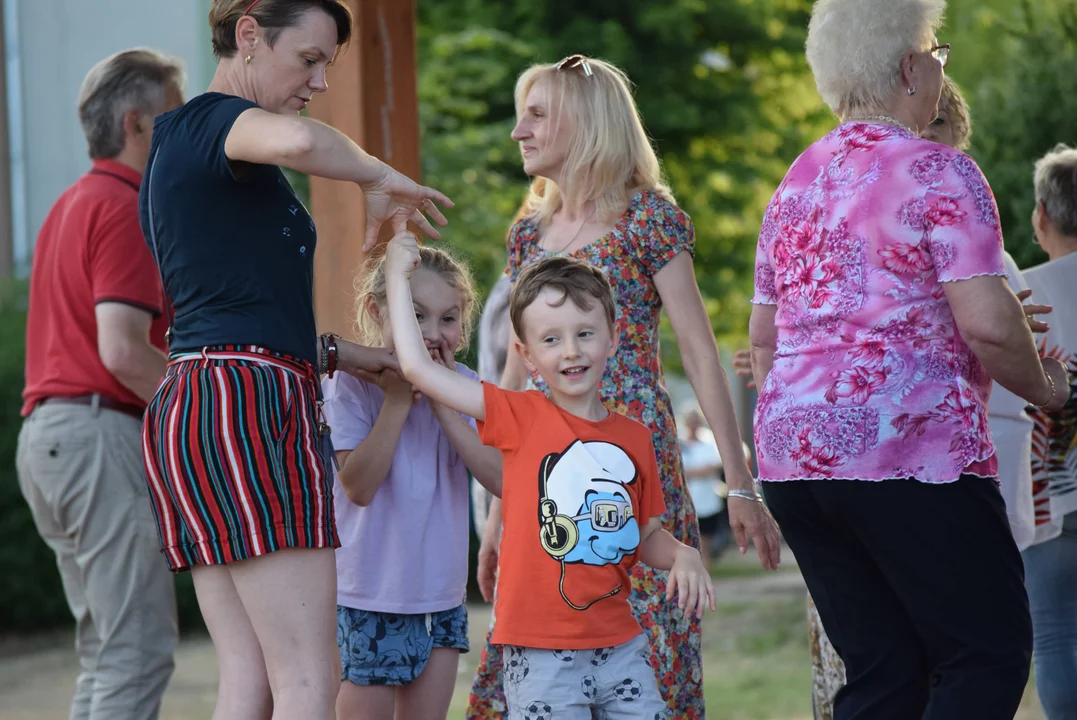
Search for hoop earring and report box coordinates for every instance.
[907,87,916,95]
[245,54,252,65]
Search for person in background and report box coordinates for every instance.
[1021,144,1077,719]
[679,404,748,563]
[678,405,723,566]
[16,49,185,720]
[472,272,512,543]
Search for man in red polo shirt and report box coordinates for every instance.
[16,49,185,720]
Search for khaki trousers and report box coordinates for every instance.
[16,400,178,720]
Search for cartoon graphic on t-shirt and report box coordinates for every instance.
[537,440,641,610]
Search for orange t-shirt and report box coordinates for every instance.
[479,383,666,649]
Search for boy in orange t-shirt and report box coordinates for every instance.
[384,232,715,718]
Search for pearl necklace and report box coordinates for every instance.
[846,114,916,134]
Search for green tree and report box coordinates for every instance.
[417,28,536,293]
[417,0,833,362]
[949,0,1077,268]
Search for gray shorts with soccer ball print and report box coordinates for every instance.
[502,633,669,719]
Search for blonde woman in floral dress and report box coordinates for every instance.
[466,55,781,720]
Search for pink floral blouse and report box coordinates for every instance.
[752,122,1006,484]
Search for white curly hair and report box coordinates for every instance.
[806,0,946,117]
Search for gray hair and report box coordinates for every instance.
[77,48,186,159]
[806,0,945,117]
[1034,144,1077,238]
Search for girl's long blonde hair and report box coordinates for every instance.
[514,56,674,227]
[354,246,478,352]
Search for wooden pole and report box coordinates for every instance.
[308,0,420,340]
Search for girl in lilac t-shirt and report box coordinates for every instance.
[324,247,502,719]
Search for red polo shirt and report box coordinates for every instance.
[22,159,169,417]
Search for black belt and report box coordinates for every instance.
[37,394,145,421]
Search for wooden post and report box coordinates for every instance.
[307,0,420,339]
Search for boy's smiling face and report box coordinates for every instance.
[516,286,617,400]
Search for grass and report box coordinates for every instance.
[448,593,815,719]
[700,596,814,719]
[447,559,1046,719]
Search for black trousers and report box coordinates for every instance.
[762,477,1032,720]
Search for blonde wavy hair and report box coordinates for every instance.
[354,246,478,352]
[938,76,971,151]
[514,56,673,227]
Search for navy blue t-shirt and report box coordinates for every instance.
[139,92,319,366]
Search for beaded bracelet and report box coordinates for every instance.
[319,333,339,378]
[318,333,339,377]
[1034,369,1057,409]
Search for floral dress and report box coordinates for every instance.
[467,189,705,719]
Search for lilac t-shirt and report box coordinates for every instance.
[323,364,477,614]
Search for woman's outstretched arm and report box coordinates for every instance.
[224,109,453,250]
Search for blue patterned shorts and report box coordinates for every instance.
[337,604,469,686]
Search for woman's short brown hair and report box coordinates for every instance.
[208,0,352,60]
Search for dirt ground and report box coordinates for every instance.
[0,549,1045,720]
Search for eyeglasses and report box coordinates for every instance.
[930,43,950,68]
[571,499,634,531]
[556,54,593,77]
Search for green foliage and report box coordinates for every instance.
[417,27,536,293]
[0,282,202,634]
[0,281,70,631]
[948,0,1077,268]
[417,0,834,368]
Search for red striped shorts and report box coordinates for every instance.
[142,345,339,572]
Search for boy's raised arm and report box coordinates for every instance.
[384,232,487,421]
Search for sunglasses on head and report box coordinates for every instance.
[556,54,593,77]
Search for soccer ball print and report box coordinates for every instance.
[614,678,643,702]
[591,646,614,666]
[505,647,530,687]
[522,701,553,720]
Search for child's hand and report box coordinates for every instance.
[385,231,422,280]
[376,368,417,407]
[667,545,717,618]
[733,349,754,389]
[427,340,458,414]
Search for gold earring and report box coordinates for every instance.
[245,54,252,64]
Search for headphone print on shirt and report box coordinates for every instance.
[537,440,642,611]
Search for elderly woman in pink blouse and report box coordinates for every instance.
[749,0,1070,718]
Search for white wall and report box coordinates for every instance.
[5,0,214,273]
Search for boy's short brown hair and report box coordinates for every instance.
[509,257,617,339]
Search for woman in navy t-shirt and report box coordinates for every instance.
[138,2,452,717]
